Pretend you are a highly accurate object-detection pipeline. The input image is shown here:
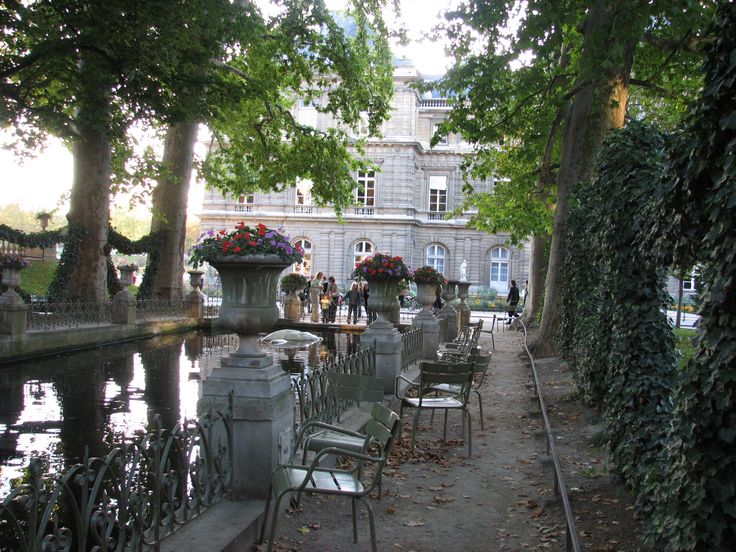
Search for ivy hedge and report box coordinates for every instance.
[558,4,736,549]
[0,222,165,302]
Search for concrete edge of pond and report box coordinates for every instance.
[0,319,199,364]
[160,363,420,552]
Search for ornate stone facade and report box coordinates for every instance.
[198,63,530,293]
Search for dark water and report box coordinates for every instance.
[0,329,360,494]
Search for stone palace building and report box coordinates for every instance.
[198,61,530,294]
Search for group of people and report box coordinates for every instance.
[301,272,376,324]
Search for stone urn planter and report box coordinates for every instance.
[280,278,306,323]
[456,281,473,329]
[118,265,136,288]
[1,266,22,291]
[415,282,439,314]
[365,278,401,328]
[188,270,204,292]
[211,254,291,367]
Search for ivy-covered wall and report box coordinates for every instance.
[558,4,736,549]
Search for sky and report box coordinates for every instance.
[0,0,458,216]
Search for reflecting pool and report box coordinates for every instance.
[0,329,360,494]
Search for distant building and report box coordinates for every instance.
[198,62,530,294]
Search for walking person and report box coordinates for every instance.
[345,283,362,324]
[506,279,520,324]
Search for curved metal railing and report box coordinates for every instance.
[517,318,583,552]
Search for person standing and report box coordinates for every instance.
[345,282,362,324]
[327,276,339,322]
[362,283,375,322]
[506,279,520,323]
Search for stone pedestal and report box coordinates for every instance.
[362,321,402,393]
[112,290,136,325]
[187,290,205,319]
[412,282,439,360]
[199,350,293,499]
[440,281,458,342]
[456,281,472,330]
[0,291,27,335]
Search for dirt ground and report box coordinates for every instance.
[253,325,650,551]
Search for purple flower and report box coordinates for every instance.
[285,246,294,254]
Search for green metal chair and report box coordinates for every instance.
[395,360,475,455]
[299,372,386,464]
[437,319,483,361]
[430,352,492,429]
[259,408,400,552]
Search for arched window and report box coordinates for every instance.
[293,239,312,275]
[353,241,373,268]
[425,244,446,275]
[489,247,510,292]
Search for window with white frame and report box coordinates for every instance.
[236,193,254,212]
[432,122,448,145]
[489,247,510,292]
[293,239,312,275]
[355,171,376,207]
[426,244,446,275]
[429,175,447,213]
[682,266,700,292]
[296,179,313,205]
[297,98,318,127]
[353,241,373,267]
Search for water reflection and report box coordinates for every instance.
[0,329,358,494]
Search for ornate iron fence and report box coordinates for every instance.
[28,300,113,331]
[200,333,239,357]
[291,346,376,432]
[136,298,187,321]
[400,326,422,371]
[203,297,220,318]
[0,406,232,552]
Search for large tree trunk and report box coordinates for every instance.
[150,122,198,299]
[65,56,112,302]
[534,1,636,357]
[521,233,548,324]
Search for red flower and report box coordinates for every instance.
[233,246,242,253]
[244,232,251,239]
[236,221,245,229]
[248,240,258,246]
[257,223,266,236]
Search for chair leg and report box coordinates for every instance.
[266,492,287,552]
[442,409,448,451]
[466,408,472,456]
[411,408,421,451]
[258,485,273,544]
[475,389,484,430]
[352,497,358,543]
[361,496,378,552]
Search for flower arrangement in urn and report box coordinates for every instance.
[352,252,412,281]
[117,262,139,272]
[412,265,446,285]
[189,222,303,268]
[280,272,309,289]
[0,254,30,270]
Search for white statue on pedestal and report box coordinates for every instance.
[459,259,467,281]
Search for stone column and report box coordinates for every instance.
[412,282,439,360]
[440,280,458,342]
[456,281,472,330]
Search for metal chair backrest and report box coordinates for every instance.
[471,352,491,388]
[417,361,474,406]
[326,372,384,403]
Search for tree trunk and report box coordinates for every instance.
[521,233,548,325]
[65,56,112,303]
[150,122,198,299]
[534,0,636,357]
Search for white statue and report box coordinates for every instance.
[459,259,467,281]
